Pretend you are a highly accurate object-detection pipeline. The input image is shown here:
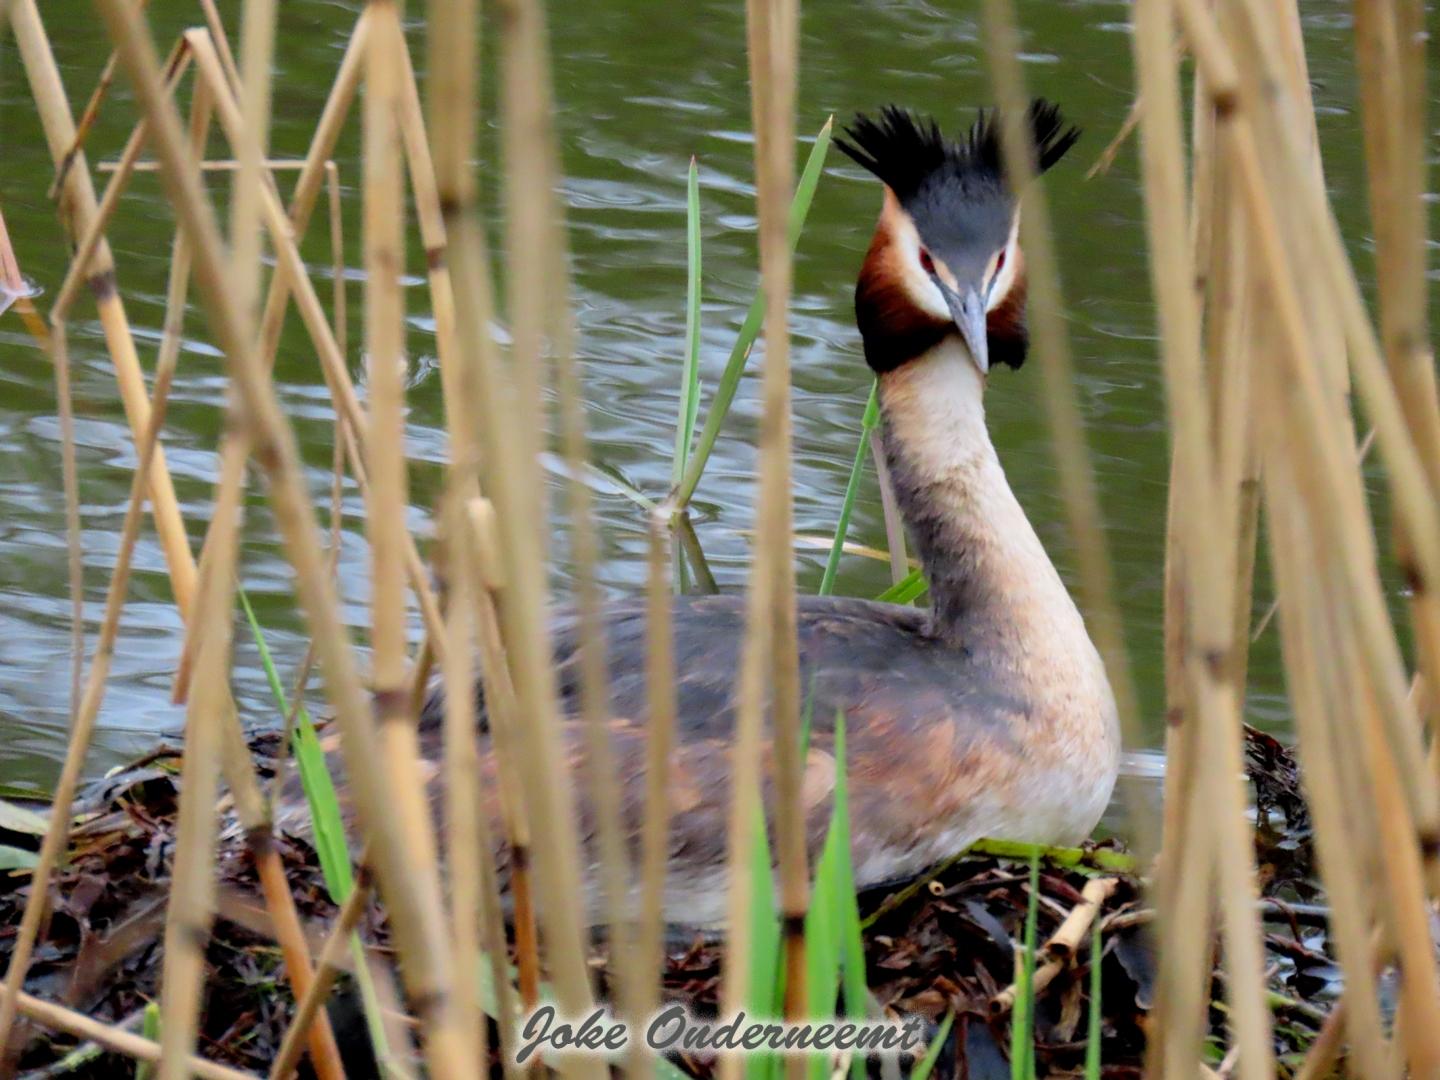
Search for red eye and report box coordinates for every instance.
[995,248,1007,274]
[919,248,936,275]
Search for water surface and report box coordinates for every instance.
[0,0,1390,794]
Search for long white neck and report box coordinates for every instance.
[875,339,1089,663]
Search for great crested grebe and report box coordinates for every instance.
[325,102,1117,928]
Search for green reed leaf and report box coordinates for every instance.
[820,383,880,596]
[671,116,834,510]
[674,155,704,486]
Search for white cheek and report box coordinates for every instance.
[894,228,951,321]
[987,225,1021,313]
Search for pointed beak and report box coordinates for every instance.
[943,284,989,375]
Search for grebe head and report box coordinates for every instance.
[837,101,1078,376]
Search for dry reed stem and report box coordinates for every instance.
[175,30,447,689]
[47,7,147,202]
[543,127,638,1073]
[254,9,369,368]
[990,877,1117,1015]
[460,503,527,1077]
[0,987,255,1080]
[492,0,606,1067]
[154,0,283,1065]
[155,403,244,1080]
[1352,1,1437,477]
[99,157,313,172]
[198,65,351,1075]
[196,0,242,90]
[1351,0,1440,760]
[1292,997,1346,1080]
[0,265,190,1053]
[978,0,1152,862]
[437,490,486,1064]
[0,71,341,1067]
[1224,0,1440,927]
[637,508,678,1035]
[423,0,550,1042]
[8,0,198,615]
[49,39,190,323]
[269,864,377,1080]
[1190,0,1438,840]
[1130,2,1273,1076]
[1177,0,1440,1069]
[1258,464,1390,1073]
[91,3,473,1074]
[744,0,807,1042]
[366,0,445,883]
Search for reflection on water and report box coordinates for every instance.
[0,0,1385,795]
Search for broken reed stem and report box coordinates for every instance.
[254,9,369,368]
[990,878,1117,1016]
[92,3,472,1075]
[50,39,191,325]
[977,0,1153,863]
[8,0,199,616]
[47,4,147,203]
[746,0,808,1045]
[0,987,252,1080]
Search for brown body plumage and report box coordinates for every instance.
[281,101,1119,929]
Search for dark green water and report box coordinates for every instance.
[0,1,1388,795]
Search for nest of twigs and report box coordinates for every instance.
[0,726,1337,1078]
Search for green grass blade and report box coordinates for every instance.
[1010,851,1041,1080]
[909,1010,955,1080]
[829,713,869,1080]
[875,567,927,605]
[671,117,834,510]
[805,828,842,1080]
[1085,919,1102,1079]
[819,383,880,597]
[805,712,861,1080]
[237,589,392,1067]
[134,1002,160,1080]
[673,155,704,486]
[237,588,353,900]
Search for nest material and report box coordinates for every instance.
[0,725,1335,1077]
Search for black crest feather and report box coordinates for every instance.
[836,99,1080,199]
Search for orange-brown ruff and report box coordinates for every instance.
[281,102,1119,929]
